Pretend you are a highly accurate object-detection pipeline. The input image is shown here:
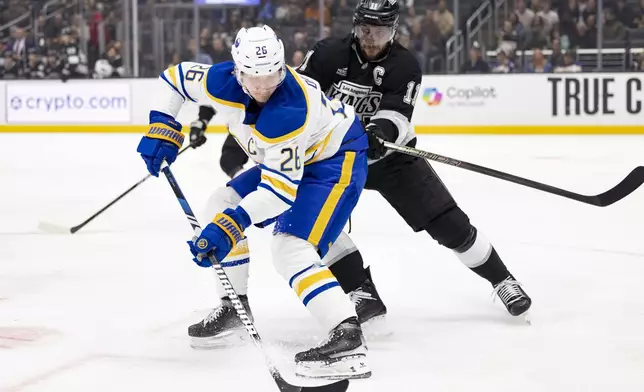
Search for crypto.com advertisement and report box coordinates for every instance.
[6,81,131,124]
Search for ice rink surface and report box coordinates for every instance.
[1,133,643,392]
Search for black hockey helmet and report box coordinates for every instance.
[353,0,400,60]
[353,0,400,29]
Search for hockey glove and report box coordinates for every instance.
[187,207,251,267]
[189,119,207,148]
[137,111,184,177]
[365,123,388,160]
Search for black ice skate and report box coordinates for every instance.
[349,267,387,325]
[295,317,371,380]
[493,275,532,321]
[188,295,253,348]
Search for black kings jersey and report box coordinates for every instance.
[296,34,422,149]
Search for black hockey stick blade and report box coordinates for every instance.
[273,374,349,392]
[592,166,644,207]
[38,146,193,234]
[383,141,643,207]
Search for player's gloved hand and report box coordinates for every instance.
[187,207,251,267]
[189,119,207,148]
[365,122,388,160]
[137,111,184,177]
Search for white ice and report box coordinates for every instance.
[1,134,643,392]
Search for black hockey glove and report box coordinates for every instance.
[189,119,207,148]
[365,123,388,160]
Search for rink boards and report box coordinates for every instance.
[0,72,643,134]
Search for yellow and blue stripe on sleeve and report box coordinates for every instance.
[159,63,200,103]
[159,65,186,101]
[258,164,300,206]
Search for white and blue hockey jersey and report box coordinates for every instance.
[153,61,364,225]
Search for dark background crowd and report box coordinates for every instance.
[0,0,643,80]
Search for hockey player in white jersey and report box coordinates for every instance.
[135,25,371,380]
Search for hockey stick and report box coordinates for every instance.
[383,141,644,207]
[160,165,348,392]
[38,145,193,234]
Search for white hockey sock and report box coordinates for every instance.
[214,239,250,297]
[455,231,493,268]
[273,234,355,331]
[291,265,356,331]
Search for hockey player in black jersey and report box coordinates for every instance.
[188,0,532,343]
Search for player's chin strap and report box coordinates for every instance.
[158,161,349,392]
[381,140,644,207]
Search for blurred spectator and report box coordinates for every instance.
[8,27,34,63]
[397,31,411,49]
[258,0,275,20]
[211,37,232,64]
[575,13,597,48]
[515,0,535,29]
[633,53,644,70]
[498,17,521,54]
[58,31,89,81]
[421,10,444,62]
[1,51,20,79]
[45,12,67,40]
[554,51,583,72]
[1,0,638,79]
[322,25,332,39]
[461,42,490,74]
[526,48,552,72]
[491,49,514,73]
[615,0,638,28]
[292,49,304,67]
[536,0,559,35]
[525,15,549,49]
[549,37,563,67]
[603,8,626,41]
[305,0,331,26]
[167,52,182,69]
[186,38,213,64]
[22,48,47,79]
[433,0,453,39]
[286,31,309,65]
[94,44,124,79]
[558,0,579,47]
[637,0,644,27]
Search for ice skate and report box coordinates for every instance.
[295,317,371,380]
[349,267,387,325]
[493,275,532,324]
[188,295,253,348]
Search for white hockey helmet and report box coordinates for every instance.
[231,25,286,100]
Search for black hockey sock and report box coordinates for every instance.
[328,250,368,294]
[470,248,511,286]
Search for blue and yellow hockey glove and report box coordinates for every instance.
[136,111,184,177]
[187,207,251,268]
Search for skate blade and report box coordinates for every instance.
[189,329,248,349]
[361,315,393,339]
[522,312,532,325]
[295,354,371,380]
